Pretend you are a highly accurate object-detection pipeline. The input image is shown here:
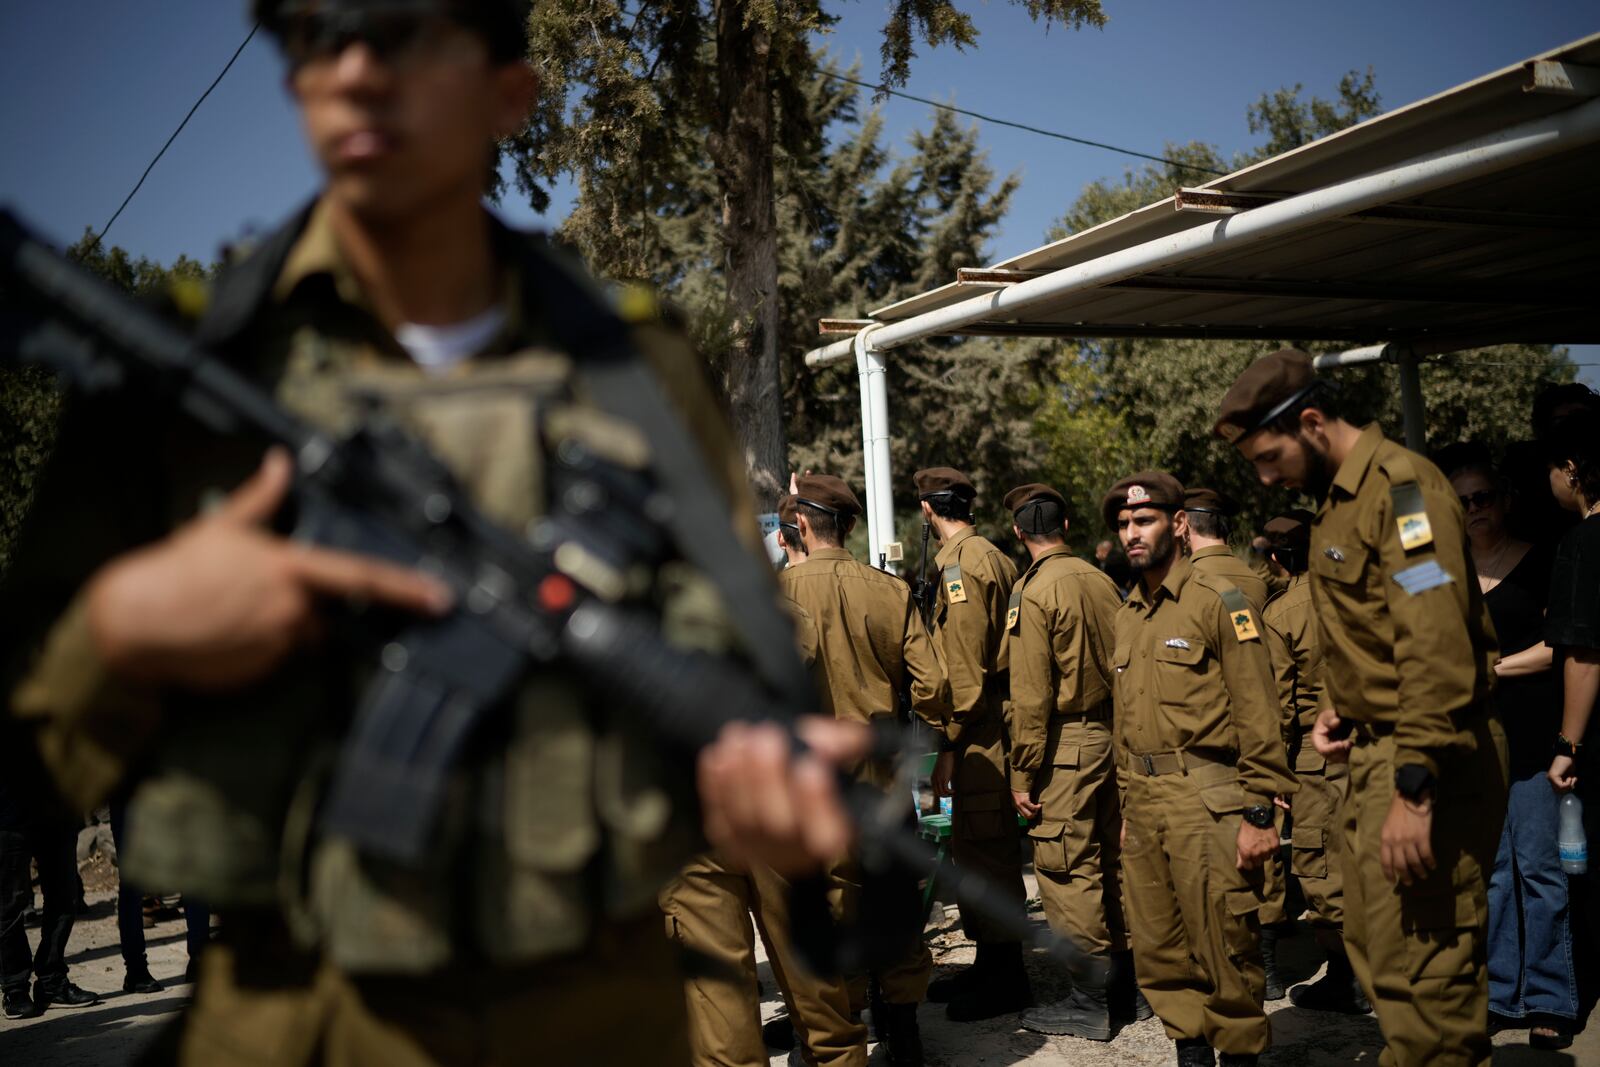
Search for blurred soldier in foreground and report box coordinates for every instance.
[1106,472,1296,1067]
[1181,487,1288,999]
[2,4,861,1063]
[911,467,1030,1022]
[1217,348,1505,1067]
[780,474,950,1066]
[1000,484,1134,1041]
[1258,511,1368,1015]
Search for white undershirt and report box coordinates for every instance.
[394,305,506,375]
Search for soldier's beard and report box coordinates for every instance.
[1301,435,1334,501]
[1127,525,1176,575]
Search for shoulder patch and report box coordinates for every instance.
[1217,585,1261,643]
[1006,588,1022,631]
[1390,481,1434,552]
[943,563,968,604]
[1392,559,1454,596]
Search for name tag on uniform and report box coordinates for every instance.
[1392,559,1454,596]
[944,564,968,604]
[1392,482,1434,551]
[1006,589,1022,630]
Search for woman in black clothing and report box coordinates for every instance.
[1448,457,1575,1047]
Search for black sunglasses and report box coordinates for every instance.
[1458,489,1500,512]
[281,9,457,68]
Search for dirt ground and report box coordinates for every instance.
[3,865,1595,1066]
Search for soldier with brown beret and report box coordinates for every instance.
[1181,487,1289,998]
[1000,483,1142,1040]
[1258,511,1369,1016]
[1216,348,1505,1067]
[777,493,808,569]
[911,468,1031,1021]
[781,473,949,1064]
[1105,471,1296,1066]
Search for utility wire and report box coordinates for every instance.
[96,21,261,245]
[820,70,1229,178]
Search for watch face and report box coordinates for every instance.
[1244,806,1274,828]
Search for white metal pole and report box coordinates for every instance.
[805,96,1600,368]
[854,326,897,569]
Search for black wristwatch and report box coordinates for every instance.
[1242,805,1275,829]
[1553,733,1582,759]
[1394,764,1436,801]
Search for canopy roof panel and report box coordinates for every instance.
[812,33,1600,357]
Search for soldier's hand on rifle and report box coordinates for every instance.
[697,716,869,875]
[86,448,454,691]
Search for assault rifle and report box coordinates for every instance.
[0,209,1099,981]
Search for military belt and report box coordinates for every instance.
[1129,746,1239,777]
[1053,699,1112,724]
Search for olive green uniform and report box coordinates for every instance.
[662,603,865,1067]
[1263,574,1346,933]
[929,527,1026,944]
[5,201,768,1065]
[1189,545,1288,926]
[1004,546,1125,956]
[1308,425,1506,1067]
[1114,555,1297,1055]
[780,548,949,1008]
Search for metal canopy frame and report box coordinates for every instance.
[801,36,1600,569]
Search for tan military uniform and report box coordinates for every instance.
[929,526,1026,944]
[5,200,769,1065]
[1250,552,1290,599]
[661,601,864,1067]
[1189,545,1288,927]
[1309,425,1505,1067]
[1004,546,1125,956]
[780,548,949,1007]
[1114,555,1297,1055]
[1262,574,1346,933]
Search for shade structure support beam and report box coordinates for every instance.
[854,325,898,572]
[804,95,1600,370]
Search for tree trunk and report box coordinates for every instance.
[710,1,787,510]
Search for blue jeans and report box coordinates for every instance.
[1488,772,1578,1020]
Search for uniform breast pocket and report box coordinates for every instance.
[1152,639,1207,709]
[1309,544,1370,588]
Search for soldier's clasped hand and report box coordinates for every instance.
[85,448,454,691]
[1310,706,1354,763]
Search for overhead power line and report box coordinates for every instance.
[97,21,261,245]
[820,70,1229,178]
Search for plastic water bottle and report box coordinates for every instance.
[1559,794,1587,875]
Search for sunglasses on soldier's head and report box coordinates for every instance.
[1458,490,1499,512]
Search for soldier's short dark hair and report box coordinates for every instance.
[923,493,972,524]
[1186,508,1231,541]
[797,502,853,546]
[779,524,805,553]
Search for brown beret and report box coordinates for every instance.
[794,474,862,518]
[1101,471,1185,531]
[777,494,800,527]
[1213,348,1319,444]
[914,467,977,501]
[1183,487,1238,517]
[1263,508,1315,549]
[1002,483,1066,514]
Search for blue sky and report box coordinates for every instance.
[1,1,1594,372]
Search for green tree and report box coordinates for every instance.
[0,232,214,574]
[1035,73,1573,536]
[510,0,1105,507]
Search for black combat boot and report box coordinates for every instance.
[3,986,42,1020]
[880,1001,924,1067]
[926,942,991,1003]
[1109,950,1154,1022]
[1259,926,1284,1001]
[1175,1037,1214,1066]
[33,977,100,1009]
[761,1012,796,1050]
[122,965,163,995]
[945,942,1031,1021]
[1020,981,1112,1041]
[1289,948,1370,1014]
